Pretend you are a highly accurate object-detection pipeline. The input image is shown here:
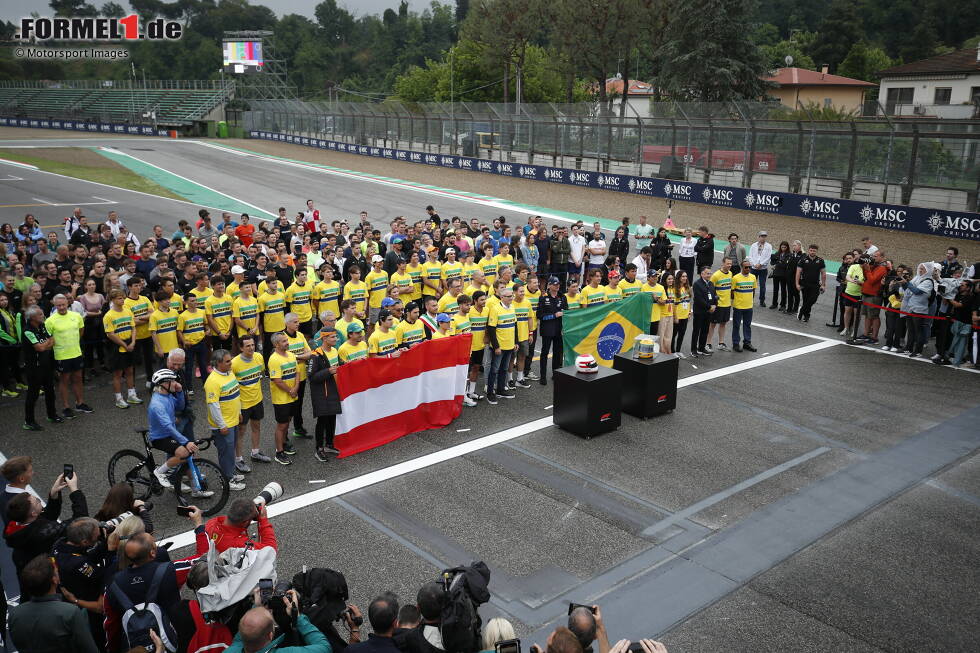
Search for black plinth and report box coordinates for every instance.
[613,352,678,418]
[553,364,622,438]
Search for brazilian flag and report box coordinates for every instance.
[562,293,652,367]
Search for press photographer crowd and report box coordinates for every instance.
[0,201,977,652]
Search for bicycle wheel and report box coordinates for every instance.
[108,450,154,501]
[174,459,230,517]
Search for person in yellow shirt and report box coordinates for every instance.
[104,288,139,409]
[368,310,401,357]
[342,265,368,321]
[230,333,271,469]
[190,273,213,302]
[565,277,583,310]
[365,254,390,330]
[438,278,464,315]
[285,267,315,336]
[466,290,488,402]
[492,242,514,281]
[313,263,341,322]
[708,257,734,352]
[202,348,243,488]
[205,276,234,351]
[177,293,209,391]
[659,273,676,355]
[620,264,643,298]
[338,321,369,363]
[672,271,692,357]
[227,265,246,300]
[641,270,667,335]
[422,254,443,300]
[394,301,426,347]
[431,313,454,339]
[522,276,541,382]
[461,250,479,285]
[465,269,490,298]
[440,248,463,289]
[258,278,286,360]
[580,269,607,307]
[336,299,366,347]
[479,242,498,286]
[390,259,414,301]
[284,313,313,438]
[148,291,180,365]
[486,286,517,401]
[232,281,261,345]
[266,332,298,465]
[509,282,533,389]
[124,276,154,390]
[405,251,424,302]
[309,327,343,461]
[731,260,759,352]
[452,294,472,337]
[604,270,624,303]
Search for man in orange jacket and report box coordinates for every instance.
[204,499,277,553]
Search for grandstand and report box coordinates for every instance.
[0,80,234,126]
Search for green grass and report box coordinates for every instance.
[0,147,188,201]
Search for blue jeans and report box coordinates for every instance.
[949,321,972,364]
[751,268,768,305]
[487,348,514,394]
[211,426,237,479]
[185,340,210,390]
[732,308,753,345]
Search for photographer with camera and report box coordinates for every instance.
[568,605,610,653]
[53,517,114,650]
[206,497,278,553]
[347,593,399,653]
[4,471,87,576]
[226,589,330,653]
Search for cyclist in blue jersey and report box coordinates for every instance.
[146,368,205,495]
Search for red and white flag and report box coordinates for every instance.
[334,334,472,457]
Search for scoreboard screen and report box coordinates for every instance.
[223,41,264,74]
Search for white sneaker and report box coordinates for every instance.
[881,345,890,351]
[463,396,477,407]
[229,475,246,491]
[675,352,685,359]
[839,329,847,336]
[191,489,215,498]
[115,398,129,409]
[153,468,173,489]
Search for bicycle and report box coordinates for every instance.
[108,429,230,517]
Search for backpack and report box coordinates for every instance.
[439,563,491,653]
[109,563,177,652]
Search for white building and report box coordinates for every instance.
[877,46,980,119]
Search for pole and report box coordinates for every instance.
[450,49,455,154]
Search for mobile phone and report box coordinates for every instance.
[258,578,273,604]
[567,602,596,615]
[176,505,194,517]
[63,464,74,481]
[496,639,521,653]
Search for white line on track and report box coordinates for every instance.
[31,197,54,205]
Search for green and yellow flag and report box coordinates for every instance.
[562,293,651,367]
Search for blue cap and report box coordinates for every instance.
[436,312,452,323]
[391,234,406,244]
[381,297,398,308]
[548,276,560,285]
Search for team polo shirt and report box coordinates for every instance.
[674,288,692,319]
[461,263,479,284]
[267,351,298,405]
[232,297,259,337]
[452,313,470,335]
[798,256,826,286]
[124,295,152,339]
[390,272,413,299]
[423,262,443,295]
[45,310,83,360]
[441,261,463,284]
[226,281,241,300]
[177,309,206,345]
[565,292,582,310]
[285,281,314,322]
[336,317,365,340]
[438,292,460,315]
[479,258,498,284]
[641,282,666,322]
[731,273,758,309]
[619,279,642,298]
[338,340,369,363]
[468,307,487,351]
[512,298,532,342]
[488,303,517,350]
[343,280,368,314]
[394,319,426,346]
[580,285,607,307]
[231,352,265,409]
[406,264,424,300]
[258,291,286,333]
[285,331,310,381]
[368,328,398,355]
[203,370,241,428]
[365,270,390,309]
[604,284,623,304]
[205,293,233,336]
[314,280,341,318]
[148,309,179,353]
[709,270,734,307]
[103,306,135,353]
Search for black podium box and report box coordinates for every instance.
[613,352,678,418]
[553,365,623,438]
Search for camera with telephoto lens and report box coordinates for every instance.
[254,482,284,507]
[99,511,134,533]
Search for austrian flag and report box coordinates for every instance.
[333,334,472,457]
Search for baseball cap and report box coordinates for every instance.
[371,254,384,263]
[381,297,397,308]
[608,269,621,279]
[758,230,768,236]
[391,234,406,244]
[445,248,456,255]
[647,269,658,277]
[191,255,204,262]
[548,276,560,285]
[231,265,246,274]
[436,312,451,323]
[346,322,364,335]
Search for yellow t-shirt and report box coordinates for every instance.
[479,258,498,285]
[581,285,607,307]
[431,330,452,339]
[619,279,642,298]
[285,281,314,323]
[148,309,180,354]
[406,264,424,300]
[464,282,490,298]
[663,288,675,318]
[258,291,286,333]
[156,295,183,312]
[390,272,414,299]
[365,270,390,309]
[45,310,83,361]
[226,281,241,301]
[452,313,470,335]
[231,352,265,409]
[314,280,341,318]
[205,293,234,336]
[438,292,460,315]
[441,261,463,284]
[512,298,532,342]
[731,272,758,310]
[124,295,152,339]
[394,319,426,346]
[461,263,479,285]
[641,282,666,322]
[565,292,582,310]
[232,297,259,337]
[468,306,487,351]
[103,306,135,353]
[710,270,734,308]
[492,254,514,276]
[343,280,368,314]
[423,261,443,295]
[604,284,624,304]
[488,302,517,350]
[338,340,369,363]
[190,286,213,302]
[674,288,692,319]
[368,328,398,355]
[336,316,365,340]
[267,351,298,405]
[203,370,241,428]
[845,264,865,297]
[178,308,207,345]
[285,331,310,381]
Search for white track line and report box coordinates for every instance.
[31,197,54,205]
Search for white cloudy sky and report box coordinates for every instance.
[2,0,435,24]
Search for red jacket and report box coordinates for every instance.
[186,599,232,653]
[204,515,277,553]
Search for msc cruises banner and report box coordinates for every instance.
[0,116,164,136]
[248,130,980,242]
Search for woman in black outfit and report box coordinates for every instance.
[785,240,805,314]
[651,228,673,270]
[609,227,630,272]
[770,241,791,311]
[309,328,343,461]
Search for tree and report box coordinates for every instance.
[898,20,940,64]
[49,0,97,16]
[656,0,771,102]
[464,0,547,106]
[807,0,865,71]
[837,41,892,82]
[99,2,124,17]
[762,38,816,70]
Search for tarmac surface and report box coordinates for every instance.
[0,133,978,651]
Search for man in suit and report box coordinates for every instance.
[690,266,717,358]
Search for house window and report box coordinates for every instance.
[885,87,914,113]
[824,98,832,108]
[934,88,952,105]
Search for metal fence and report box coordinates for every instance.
[244,99,980,213]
